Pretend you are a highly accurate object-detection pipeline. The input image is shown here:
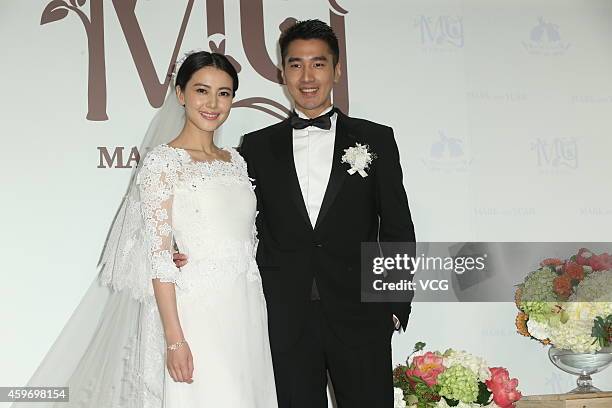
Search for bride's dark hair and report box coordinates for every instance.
[175,51,239,96]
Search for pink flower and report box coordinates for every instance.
[590,253,612,271]
[540,258,563,267]
[575,248,592,266]
[405,352,445,386]
[485,367,522,408]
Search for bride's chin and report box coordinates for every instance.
[191,119,223,132]
[200,123,220,131]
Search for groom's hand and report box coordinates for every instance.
[173,252,188,268]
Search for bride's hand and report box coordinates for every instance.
[167,342,194,383]
[173,252,188,268]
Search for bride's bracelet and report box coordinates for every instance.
[167,339,187,352]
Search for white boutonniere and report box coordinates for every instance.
[341,143,376,178]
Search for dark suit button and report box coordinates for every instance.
[314,242,323,248]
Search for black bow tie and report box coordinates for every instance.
[289,108,336,130]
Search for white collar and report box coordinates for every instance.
[294,105,335,119]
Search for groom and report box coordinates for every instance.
[178,19,415,407]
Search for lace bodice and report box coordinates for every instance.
[136,144,258,290]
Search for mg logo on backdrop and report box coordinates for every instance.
[40,0,350,122]
[523,17,571,56]
[415,15,464,51]
[421,130,472,173]
[531,137,578,170]
[40,0,352,168]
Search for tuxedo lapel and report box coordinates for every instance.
[271,120,312,229]
[314,112,354,230]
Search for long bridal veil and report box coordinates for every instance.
[14,84,185,408]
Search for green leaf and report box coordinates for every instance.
[407,341,427,363]
[408,375,427,384]
[476,381,492,405]
[443,397,460,406]
[591,314,612,347]
[414,341,427,352]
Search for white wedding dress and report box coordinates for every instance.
[16,144,277,408]
[136,144,277,407]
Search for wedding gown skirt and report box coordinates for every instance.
[16,146,277,407]
[163,178,276,407]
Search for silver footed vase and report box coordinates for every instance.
[548,346,612,393]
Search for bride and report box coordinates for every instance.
[16,51,278,407]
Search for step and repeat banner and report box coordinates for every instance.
[2,0,612,403]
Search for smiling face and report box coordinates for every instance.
[176,66,234,133]
[282,38,341,118]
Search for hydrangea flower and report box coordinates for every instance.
[571,270,612,302]
[443,349,490,382]
[437,365,479,403]
[519,267,559,322]
[549,301,612,352]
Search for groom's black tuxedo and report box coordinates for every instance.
[240,109,415,407]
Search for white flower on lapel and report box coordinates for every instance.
[341,143,376,178]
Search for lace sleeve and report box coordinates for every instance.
[136,148,181,284]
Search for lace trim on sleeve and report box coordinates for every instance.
[136,146,182,285]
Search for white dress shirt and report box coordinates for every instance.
[292,106,337,228]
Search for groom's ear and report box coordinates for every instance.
[334,61,342,83]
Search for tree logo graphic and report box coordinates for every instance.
[422,131,472,173]
[523,17,571,56]
[430,131,464,159]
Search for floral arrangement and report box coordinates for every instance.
[393,342,521,408]
[515,248,612,353]
[341,143,376,177]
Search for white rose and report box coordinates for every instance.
[393,387,407,408]
[526,318,551,341]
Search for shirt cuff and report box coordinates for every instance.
[393,314,400,330]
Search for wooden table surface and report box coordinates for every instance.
[517,392,612,408]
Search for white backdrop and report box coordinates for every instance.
[2,0,612,405]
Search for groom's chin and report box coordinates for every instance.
[295,99,329,114]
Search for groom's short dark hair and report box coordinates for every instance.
[279,19,340,67]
